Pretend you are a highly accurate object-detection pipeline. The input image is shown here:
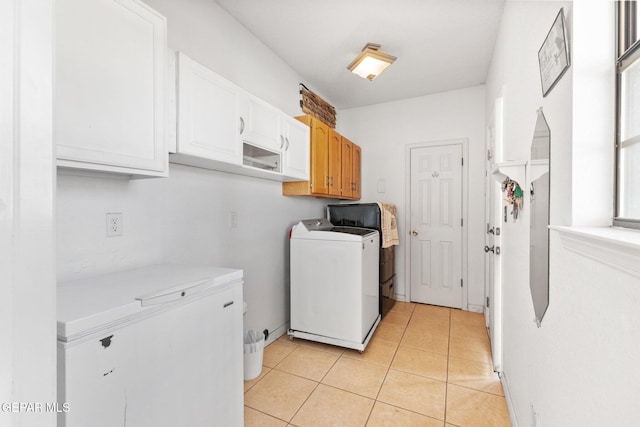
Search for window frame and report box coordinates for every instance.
[615,0,640,229]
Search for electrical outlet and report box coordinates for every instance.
[229,211,238,229]
[106,213,123,237]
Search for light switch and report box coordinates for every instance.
[377,179,385,193]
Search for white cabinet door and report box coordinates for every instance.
[55,0,167,177]
[176,53,242,165]
[282,116,310,181]
[239,92,281,152]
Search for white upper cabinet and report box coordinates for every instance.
[171,52,309,182]
[175,53,242,166]
[281,116,310,181]
[55,0,167,178]
[239,93,281,152]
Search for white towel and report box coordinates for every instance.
[377,202,399,248]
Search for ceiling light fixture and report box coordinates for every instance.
[347,43,397,81]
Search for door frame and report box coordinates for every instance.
[404,138,469,309]
[1,0,56,415]
[485,96,504,373]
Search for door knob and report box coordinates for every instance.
[484,245,501,255]
[412,230,419,236]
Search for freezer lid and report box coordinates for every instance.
[57,264,243,341]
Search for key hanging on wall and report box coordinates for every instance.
[501,178,523,222]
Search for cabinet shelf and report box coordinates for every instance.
[490,160,527,186]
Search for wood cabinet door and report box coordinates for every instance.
[352,143,362,199]
[341,137,353,198]
[328,129,342,197]
[310,119,329,194]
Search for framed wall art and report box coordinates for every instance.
[538,8,570,97]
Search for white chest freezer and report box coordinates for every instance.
[289,219,380,351]
[57,264,244,427]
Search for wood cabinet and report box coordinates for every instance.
[328,129,342,197]
[352,143,362,199]
[341,137,353,198]
[339,137,361,199]
[55,0,167,178]
[282,115,361,200]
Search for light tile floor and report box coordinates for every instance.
[244,302,511,427]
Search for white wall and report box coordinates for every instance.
[485,2,639,426]
[339,86,486,308]
[56,0,327,339]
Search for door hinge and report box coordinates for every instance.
[486,296,490,308]
[461,218,463,227]
[460,279,463,288]
[461,157,464,166]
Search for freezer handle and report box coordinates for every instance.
[135,278,210,307]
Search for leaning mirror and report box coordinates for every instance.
[529,108,550,327]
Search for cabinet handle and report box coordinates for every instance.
[285,137,290,151]
[239,117,245,135]
[280,135,285,149]
[330,176,334,186]
[223,301,234,308]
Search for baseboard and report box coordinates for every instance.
[501,370,520,427]
[265,322,289,346]
[394,294,408,302]
[467,304,484,313]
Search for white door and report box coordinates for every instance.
[485,99,503,373]
[410,144,463,308]
[485,180,503,373]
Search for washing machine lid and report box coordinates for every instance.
[291,219,378,241]
[330,226,377,236]
[57,264,243,342]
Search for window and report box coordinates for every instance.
[616,1,640,228]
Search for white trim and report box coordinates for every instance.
[552,225,640,278]
[0,0,56,417]
[404,139,469,310]
[467,304,484,313]
[264,322,290,346]
[501,371,520,427]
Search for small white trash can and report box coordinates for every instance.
[243,330,264,381]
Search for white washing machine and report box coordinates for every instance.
[289,219,380,351]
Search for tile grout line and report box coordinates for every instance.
[363,305,413,426]
[444,307,452,425]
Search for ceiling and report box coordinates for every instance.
[214,0,505,110]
